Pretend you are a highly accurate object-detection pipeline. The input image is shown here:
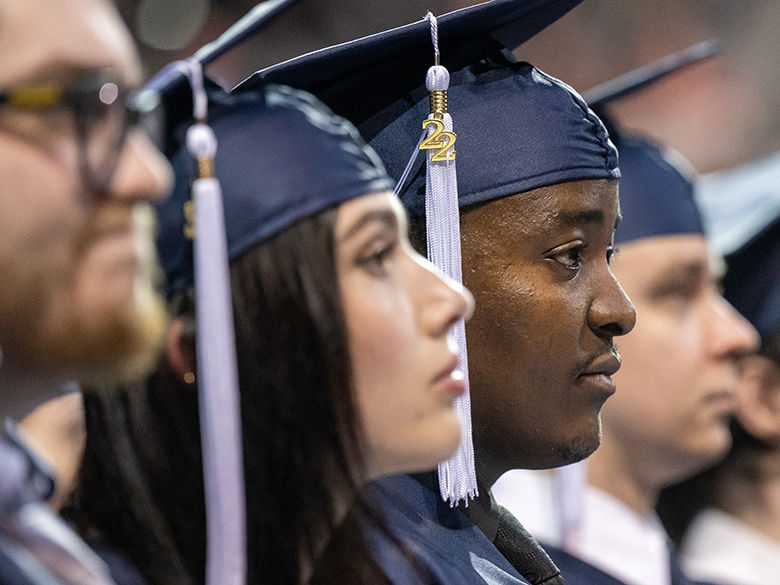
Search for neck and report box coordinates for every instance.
[475,441,508,490]
[587,437,659,515]
[0,364,69,421]
[715,451,780,542]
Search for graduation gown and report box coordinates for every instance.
[368,473,565,585]
[545,544,719,585]
[0,427,116,585]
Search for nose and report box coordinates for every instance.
[707,294,760,360]
[588,269,637,341]
[416,254,475,338]
[106,128,173,204]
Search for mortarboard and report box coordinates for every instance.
[238,0,618,507]
[608,134,703,245]
[722,214,780,343]
[240,0,619,215]
[157,84,392,295]
[580,40,720,245]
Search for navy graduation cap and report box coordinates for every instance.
[238,0,620,217]
[157,83,393,296]
[238,0,618,507]
[607,134,703,245]
[722,215,780,343]
[580,40,720,245]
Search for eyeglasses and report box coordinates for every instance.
[0,70,162,192]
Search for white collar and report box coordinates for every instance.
[681,508,780,585]
[564,486,671,585]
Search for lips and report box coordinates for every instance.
[576,350,621,395]
[702,390,738,415]
[432,354,466,399]
[580,351,621,378]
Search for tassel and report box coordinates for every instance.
[421,12,478,507]
[182,60,247,585]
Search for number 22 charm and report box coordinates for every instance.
[419,118,457,161]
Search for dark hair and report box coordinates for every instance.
[67,209,399,584]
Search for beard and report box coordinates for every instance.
[0,204,167,385]
[555,427,602,466]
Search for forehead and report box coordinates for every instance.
[461,179,620,239]
[335,191,401,237]
[612,234,713,281]
[0,0,141,86]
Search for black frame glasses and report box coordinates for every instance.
[0,69,162,192]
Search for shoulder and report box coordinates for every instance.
[545,545,630,585]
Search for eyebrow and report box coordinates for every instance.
[559,209,604,225]
[660,260,711,283]
[7,63,133,90]
[338,208,400,242]
[556,208,623,231]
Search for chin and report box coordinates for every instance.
[42,283,166,384]
[553,431,602,467]
[370,419,463,478]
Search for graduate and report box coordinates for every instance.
[660,214,780,585]
[494,50,759,585]
[245,0,636,582]
[0,0,171,583]
[70,67,475,585]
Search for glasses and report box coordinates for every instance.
[0,70,162,192]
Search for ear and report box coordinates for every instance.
[735,355,780,444]
[165,316,197,384]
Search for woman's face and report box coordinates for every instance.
[336,192,474,479]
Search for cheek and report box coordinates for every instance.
[618,306,704,389]
[343,279,421,424]
[346,287,415,368]
[611,308,706,427]
[0,140,81,260]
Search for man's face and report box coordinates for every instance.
[600,234,759,487]
[461,179,636,477]
[0,0,172,391]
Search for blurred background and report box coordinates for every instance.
[118,0,780,250]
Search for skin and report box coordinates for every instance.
[0,0,173,419]
[19,392,86,512]
[460,179,636,485]
[588,234,759,513]
[337,193,474,479]
[715,353,780,542]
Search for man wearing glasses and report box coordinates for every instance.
[0,0,172,583]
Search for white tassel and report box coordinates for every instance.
[421,13,478,507]
[183,60,247,585]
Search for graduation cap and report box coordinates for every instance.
[157,85,392,296]
[238,0,618,507]
[608,134,703,245]
[581,40,720,246]
[240,0,619,215]
[722,215,780,344]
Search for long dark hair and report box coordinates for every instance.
[67,208,395,584]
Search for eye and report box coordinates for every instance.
[651,279,700,309]
[547,243,585,272]
[357,241,396,276]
